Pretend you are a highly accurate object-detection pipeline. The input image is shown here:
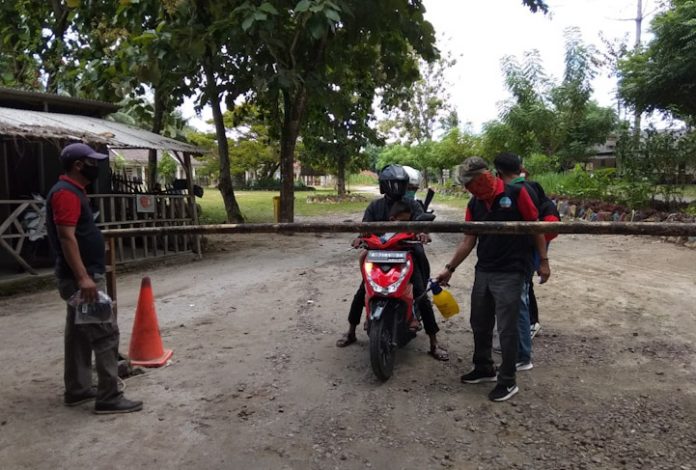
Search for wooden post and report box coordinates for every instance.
[183,152,202,258]
[105,237,118,318]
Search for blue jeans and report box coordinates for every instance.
[517,279,532,363]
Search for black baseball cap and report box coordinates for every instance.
[60,143,108,163]
[493,152,522,174]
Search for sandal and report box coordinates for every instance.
[336,333,357,348]
[428,345,449,361]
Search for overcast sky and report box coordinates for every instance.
[181,0,656,132]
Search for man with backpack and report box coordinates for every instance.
[493,152,560,370]
[436,157,550,402]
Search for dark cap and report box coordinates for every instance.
[60,143,108,163]
[455,157,488,185]
[493,152,522,174]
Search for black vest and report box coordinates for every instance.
[46,179,105,279]
[468,184,533,274]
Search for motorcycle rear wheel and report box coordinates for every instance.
[369,318,395,381]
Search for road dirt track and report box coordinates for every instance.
[1,206,695,470]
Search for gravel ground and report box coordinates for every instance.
[1,204,695,470]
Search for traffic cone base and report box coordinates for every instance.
[130,349,173,368]
[129,276,173,368]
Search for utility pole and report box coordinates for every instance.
[633,0,643,137]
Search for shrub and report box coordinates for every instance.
[524,153,560,176]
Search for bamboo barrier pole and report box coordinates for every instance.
[103,221,696,238]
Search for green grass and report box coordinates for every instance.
[434,192,470,210]
[198,189,375,224]
[347,172,377,185]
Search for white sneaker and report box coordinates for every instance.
[516,361,534,371]
[530,322,542,339]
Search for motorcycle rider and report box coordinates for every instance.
[402,165,431,281]
[336,164,449,361]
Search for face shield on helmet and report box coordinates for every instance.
[402,166,422,200]
[378,164,409,200]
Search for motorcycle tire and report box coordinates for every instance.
[369,317,395,381]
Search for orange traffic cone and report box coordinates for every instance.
[128,277,173,367]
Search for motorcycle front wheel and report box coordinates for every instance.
[369,317,395,381]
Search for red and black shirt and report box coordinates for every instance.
[466,178,538,274]
[45,176,105,279]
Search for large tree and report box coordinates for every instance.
[235,0,437,222]
[619,0,696,121]
[381,51,458,145]
[484,30,616,166]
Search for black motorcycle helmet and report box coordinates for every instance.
[378,164,409,200]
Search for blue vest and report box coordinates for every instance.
[46,180,105,279]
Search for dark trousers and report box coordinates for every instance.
[58,275,122,405]
[470,270,525,386]
[348,255,439,335]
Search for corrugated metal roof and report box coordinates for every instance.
[109,148,204,166]
[0,106,203,154]
[0,87,119,116]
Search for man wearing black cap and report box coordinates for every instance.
[436,157,550,402]
[46,142,142,414]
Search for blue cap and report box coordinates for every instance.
[60,143,108,162]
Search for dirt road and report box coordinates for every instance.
[1,206,695,470]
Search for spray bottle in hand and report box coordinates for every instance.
[429,280,460,319]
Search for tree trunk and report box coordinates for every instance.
[279,87,308,222]
[148,88,165,190]
[203,58,244,223]
[336,152,346,196]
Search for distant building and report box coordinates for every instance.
[587,135,617,170]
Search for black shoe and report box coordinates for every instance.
[488,383,519,402]
[64,387,97,407]
[460,368,497,384]
[94,397,143,415]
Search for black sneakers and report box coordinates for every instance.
[460,368,497,384]
[94,397,143,415]
[488,383,519,402]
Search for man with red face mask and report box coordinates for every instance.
[436,157,550,402]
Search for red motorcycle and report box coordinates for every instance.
[359,231,424,381]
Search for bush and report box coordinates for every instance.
[524,153,560,177]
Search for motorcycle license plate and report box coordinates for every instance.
[366,250,407,263]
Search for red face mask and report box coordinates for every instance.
[466,172,498,201]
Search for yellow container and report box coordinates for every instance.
[430,281,460,318]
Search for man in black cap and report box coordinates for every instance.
[436,157,550,402]
[46,142,143,414]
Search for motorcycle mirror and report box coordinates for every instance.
[423,188,435,212]
[416,212,436,222]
